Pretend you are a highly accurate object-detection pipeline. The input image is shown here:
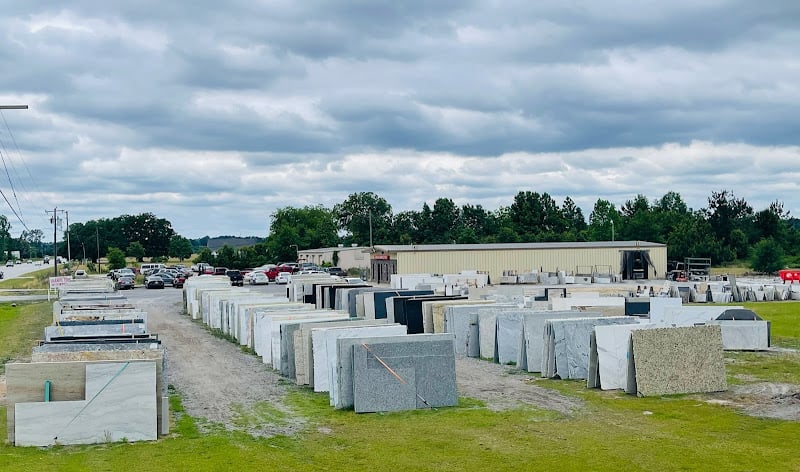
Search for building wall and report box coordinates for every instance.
[393,245,668,282]
[298,247,370,270]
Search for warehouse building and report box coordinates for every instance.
[298,245,370,271]
[369,241,667,284]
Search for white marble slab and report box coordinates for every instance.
[15,362,157,446]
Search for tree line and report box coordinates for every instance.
[4,189,792,273]
[265,190,799,273]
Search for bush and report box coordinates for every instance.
[751,238,785,274]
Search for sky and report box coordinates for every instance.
[0,1,798,240]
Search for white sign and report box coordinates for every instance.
[49,276,70,288]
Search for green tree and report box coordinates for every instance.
[751,238,785,274]
[587,199,621,241]
[266,205,338,262]
[0,215,11,259]
[508,191,565,241]
[703,190,754,263]
[334,192,393,247]
[168,236,194,261]
[127,241,146,262]
[106,247,126,270]
[193,247,214,264]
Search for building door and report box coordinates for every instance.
[371,259,397,283]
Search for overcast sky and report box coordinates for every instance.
[1,1,798,240]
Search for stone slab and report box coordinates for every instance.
[350,335,457,413]
[496,311,524,365]
[333,334,440,409]
[591,323,656,390]
[629,325,727,396]
[653,306,744,325]
[311,325,406,392]
[706,320,770,351]
[478,310,498,361]
[279,318,384,379]
[517,311,601,373]
[14,361,157,446]
[543,317,638,379]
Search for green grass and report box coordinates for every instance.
[3,300,800,470]
[0,268,53,290]
[743,301,800,349]
[0,301,51,374]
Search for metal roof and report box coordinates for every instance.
[298,245,367,253]
[371,241,665,252]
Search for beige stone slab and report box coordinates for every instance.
[630,325,727,397]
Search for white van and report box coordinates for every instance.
[140,263,165,275]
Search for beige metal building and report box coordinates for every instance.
[369,241,667,284]
[298,245,370,271]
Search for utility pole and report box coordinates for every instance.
[96,226,100,273]
[46,207,64,277]
[65,211,71,262]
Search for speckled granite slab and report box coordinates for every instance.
[630,325,727,396]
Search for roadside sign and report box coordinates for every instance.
[49,276,70,288]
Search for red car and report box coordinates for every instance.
[173,274,187,288]
[266,265,297,281]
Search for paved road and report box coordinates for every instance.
[0,261,53,280]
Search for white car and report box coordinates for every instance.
[73,269,88,279]
[248,272,269,285]
[275,272,291,284]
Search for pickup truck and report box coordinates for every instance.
[226,270,244,286]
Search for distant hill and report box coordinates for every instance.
[204,236,263,251]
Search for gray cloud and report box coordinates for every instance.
[0,2,798,238]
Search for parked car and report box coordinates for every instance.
[26,259,32,264]
[275,271,291,284]
[173,274,187,288]
[5,260,13,267]
[153,273,175,286]
[73,269,88,279]
[326,267,347,277]
[248,271,269,285]
[116,276,135,290]
[145,275,165,289]
[266,265,297,281]
[227,270,244,286]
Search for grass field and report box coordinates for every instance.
[1,301,799,470]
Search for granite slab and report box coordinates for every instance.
[630,325,727,396]
[517,311,601,373]
[351,335,457,413]
[312,325,406,392]
[543,317,638,379]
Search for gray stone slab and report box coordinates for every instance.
[518,311,601,373]
[478,310,498,361]
[45,322,147,341]
[706,320,770,351]
[279,318,382,379]
[496,311,523,365]
[543,316,638,380]
[312,325,406,392]
[443,304,515,357]
[630,325,727,396]
[592,323,657,390]
[15,361,157,446]
[334,334,455,410]
[351,335,457,413]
